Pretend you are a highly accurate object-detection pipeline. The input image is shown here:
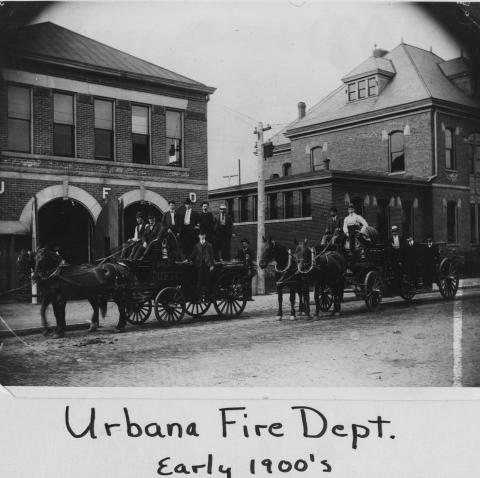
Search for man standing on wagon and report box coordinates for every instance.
[343,204,368,256]
[186,230,215,299]
[180,197,200,256]
[160,200,180,238]
[199,201,215,245]
[214,204,234,261]
[235,237,256,301]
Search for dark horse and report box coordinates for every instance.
[294,239,347,317]
[259,236,310,320]
[17,248,131,338]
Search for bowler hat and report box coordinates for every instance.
[219,204,227,210]
[240,237,249,244]
[168,200,176,205]
[391,225,399,232]
[184,197,192,205]
[135,211,144,219]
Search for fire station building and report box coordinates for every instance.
[209,43,480,270]
[0,22,215,291]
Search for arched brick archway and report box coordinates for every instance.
[118,189,169,212]
[19,185,102,227]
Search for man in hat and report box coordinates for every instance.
[321,206,342,248]
[343,204,368,256]
[235,237,256,301]
[402,234,421,287]
[199,201,215,245]
[423,236,439,289]
[214,204,234,261]
[122,211,146,259]
[185,230,215,299]
[134,212,160,259]
[388,225,404,279]
[179,197,200,256]
[160,200,180,238]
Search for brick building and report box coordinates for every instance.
[209,43,480,270]
[0,22,215,291]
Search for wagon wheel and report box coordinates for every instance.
[125,298,152,325]
[154,287,185,324]
[364,270,383,311]
[185,297,211,317]
[213,273,247,318]
[438,258,459,299]
[400,275,416,301]
[317,285,334,311]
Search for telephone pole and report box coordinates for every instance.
[255,121,271,295]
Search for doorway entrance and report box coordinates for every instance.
[38,198,93,264]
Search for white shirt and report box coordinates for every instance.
[132,224,143,241]
[170,212,175,225]
[392,235,400,249]
[343,213,368,234]
[184,209,191,225]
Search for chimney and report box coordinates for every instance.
[298,101,306,119]
[373,46,388,58]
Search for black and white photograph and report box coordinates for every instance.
[1,1,480,389]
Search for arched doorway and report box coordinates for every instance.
[38,198,93,264]
[123,201,163,241]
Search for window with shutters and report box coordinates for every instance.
[53,92,75,156]
[8,84,31,152]
[94,99,114,160]
[166,110,183,166]
[132,105,150,164]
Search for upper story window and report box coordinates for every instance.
[166,110,183,167]
[240,196,248,222]
[310,147,323,171]
[467,133,480,174]
[227,198,235,220]
[284,191,294,218]
[347,76,377,102]
[270,173,280,179]
[445,128,455,170]
[282,163,291,176]
[94,99,114,161]
[53,92,74,157]
[301,189,311,217]
[268,193,278,220]
[132,105,150,164]
[8,84,31,153]
[447,201,458,243]
[389,131,405,173]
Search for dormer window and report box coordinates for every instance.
[347,76,377,102]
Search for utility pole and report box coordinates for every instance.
[255,121,271,295]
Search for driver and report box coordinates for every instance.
[343,204,368,256]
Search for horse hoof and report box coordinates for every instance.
[88,324,98,333]
[113,327,125,334]
[289,315,296,321]
[276,316,283,321]
[43,328,54,336]
[52,332,64,339]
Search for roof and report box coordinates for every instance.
[341,55,395,82]
[287,43,480,135]
[439,57,471,78]
[6,22,215,94]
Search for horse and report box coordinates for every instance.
[294,238,347,317]
[259,236,309,320]
[17,248,129,338]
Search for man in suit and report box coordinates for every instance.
[160,200,180,238]
[423,236,439,288]
[388,225,404,280]
[235,237,256,301]
[186,230,215,299]
[199,201,215,245]
[321,207,342,247]
[402,234,421,287]
[179,197,200,257]
[122,211,146,259]
[215,204,234,261]
[133,213,160,259]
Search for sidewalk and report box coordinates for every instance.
[1,278,479,338]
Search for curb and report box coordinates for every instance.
[1,283,479,340]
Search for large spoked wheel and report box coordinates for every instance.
[400,275,416,301]
[125,298,152,325]
[364,270,383,311]
[213,273,247,318]
[317,285,334,312]
[154,287,185,325]
[185,297,211,317]
[438,258,459,299]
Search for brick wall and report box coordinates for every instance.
[76,93,94,159]
[33,86,53,156]
[0,82,7,150]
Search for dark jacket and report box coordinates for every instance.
[325,216,342,234]
[188,241,215,268]
[160,210,181,235]
[180,209,200,232]
[235,246,255,267]
[199,211,215,237]
[215,212,233,236]
[388,235,405,250]
[143,221,161,244]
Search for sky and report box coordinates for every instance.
[32,1,461,189]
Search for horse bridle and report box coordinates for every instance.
[33,248,62,281]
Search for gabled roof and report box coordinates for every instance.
[287,43,480,135]
[6,22,215,94]
[341,55,395,82]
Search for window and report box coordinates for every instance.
[284,191,294,218]
[368,77,377,96]
[227,198,235,220]
[240,196,248,222]
[53,92,74,156]
[445,128,455,170]
[310,147,323,171]
[132,105,150,164]
[358,80,366,99]
[401,200,413,237]
[252,195,258,221]
[301,189,311,217]
[471,203,477,243]
[348,82,357,101]
[8,85,31,152]
[467,133,480,174]
[282,163,291,176]
[270,173,279,179]
[166,110,183,166]
[447,201,457,243]
[268,193,278,220]
[389,131,405,172]
[94,99,113,160]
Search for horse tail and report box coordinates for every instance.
[100,297,108,318]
